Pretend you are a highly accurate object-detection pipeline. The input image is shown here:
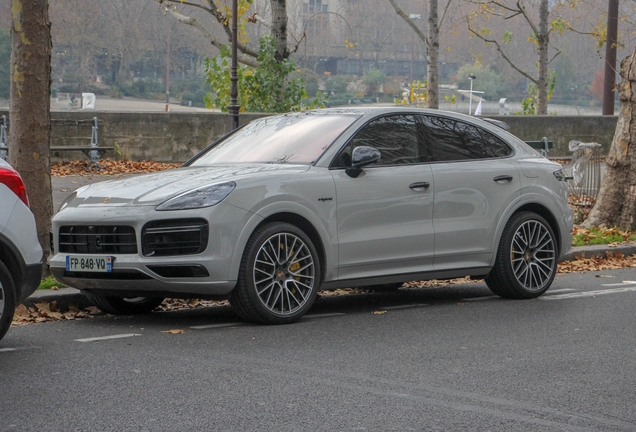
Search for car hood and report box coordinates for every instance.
[65,164,311,208]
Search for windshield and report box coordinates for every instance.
[190,112,359,165]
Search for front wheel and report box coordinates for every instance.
[86,295,164,315]
[0,260,16,341]
[230,222,321,324]
[486,212,558,299]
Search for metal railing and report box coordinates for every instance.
[567,140,603,207]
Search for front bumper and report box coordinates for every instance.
[50,201,252,298]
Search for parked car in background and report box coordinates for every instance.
[50,107,572,324]
[0,159,43,341]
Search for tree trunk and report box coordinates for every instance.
[427,0,439,109]
[583,47,636,230]
[536,0,549,115]
[270,0,288,61]
[9,0,53,273]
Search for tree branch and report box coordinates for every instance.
[439,0,453,28]
[515,0,540,37]
[467,24,537,83]
[387,0,428,47]
[162,4,259,67]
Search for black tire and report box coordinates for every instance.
[229,222,321,324]
[0,260,16,341]
[86,295,164,315]
[366,283,403,292]
[486,211,558,299]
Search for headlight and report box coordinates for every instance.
[156,181,236,211]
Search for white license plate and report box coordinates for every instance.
[65,256,113,272]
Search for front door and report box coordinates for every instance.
[331,114,435,280]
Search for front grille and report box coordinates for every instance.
[142,219,208,257]
[59,226,137,254]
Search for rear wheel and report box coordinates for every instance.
[230,222,321,324]
[86,295,164,315]
[0,260,16,341]
[486,212,557,299]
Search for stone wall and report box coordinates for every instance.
[487,115,618,156]
[0,110,618,161]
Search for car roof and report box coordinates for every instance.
[271,107,508,130]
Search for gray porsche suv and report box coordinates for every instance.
[50,108,572,324]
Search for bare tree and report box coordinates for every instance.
[466,0,559,114]
[583,47,636,230]
[9,0,53,271]
[156,0,296,67]
[387,0,453,109]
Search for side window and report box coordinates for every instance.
[345,115,421,166]
[482,130,513,157]
[420,115,487,162]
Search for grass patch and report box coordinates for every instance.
[572,227,636,247]
[38,275,66,290]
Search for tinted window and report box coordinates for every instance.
[337,115,422,167]
[482,130,513,157]
[420,115,487,162]
[191,113,358,165]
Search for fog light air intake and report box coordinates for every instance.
[142,218,209,257]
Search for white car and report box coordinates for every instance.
[0,159,43,340]
[50,108,572,324]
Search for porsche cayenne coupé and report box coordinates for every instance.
[50,108,572,324]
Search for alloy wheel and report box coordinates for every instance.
[510,220,556,291]
[253,232,316,316]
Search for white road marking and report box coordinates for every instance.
[0,346,40,353]
[381,304,427,310]
[75,333,142,342]
[303,312,346,319]
[190,322,245,329]
[546,288,577,294]
[601,281,636,287]
[541,286,636,300]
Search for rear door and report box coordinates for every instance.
[419,115,521,270]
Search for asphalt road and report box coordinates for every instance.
[2,268,636,431]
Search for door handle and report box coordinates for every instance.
[493,175,513,182]
[409,182,430,189]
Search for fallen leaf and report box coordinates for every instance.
[372,310,387,315]
[161,329,185,334]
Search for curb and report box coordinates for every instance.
[24,243,636,309]
[559,242,636,263]
[23,287,93,311]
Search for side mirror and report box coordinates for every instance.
[346,146,381,178]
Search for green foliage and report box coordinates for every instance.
[519,70,557,114]
[502,31,513,44]
[572,227,636,247]
[325,75,350,96]
[444,94,456,104]
[204,36,325,113]
[363,69,387,97]
[0,28,10,99]
[115,79,164,99]
[38,276,66,290]
[455,64,508,100]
